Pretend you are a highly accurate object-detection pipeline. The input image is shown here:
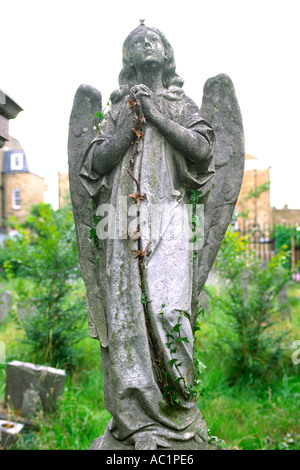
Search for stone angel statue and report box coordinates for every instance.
[68,22,244,450]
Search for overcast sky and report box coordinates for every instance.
[2,0,300,209]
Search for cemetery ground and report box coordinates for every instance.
[0,277,299,450]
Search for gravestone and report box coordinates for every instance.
[0,419,24,449]
[5,361,65,415]
[0,290,12,324]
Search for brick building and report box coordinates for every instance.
[236,153,272,229]
[0,136,47,232]
[236,153,300,230]
[0,90,47,233]
[58,172,70,208]
[273,205,300,226]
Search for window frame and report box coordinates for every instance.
[12,188,21,210]
[10,152,24,171]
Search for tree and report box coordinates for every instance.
[205,229,292,385]
[3,203,87,374]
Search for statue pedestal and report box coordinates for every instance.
[90,428,224,451]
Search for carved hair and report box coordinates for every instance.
[110,24,184,104]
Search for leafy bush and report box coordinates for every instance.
[2,203,87,374]
[205,229,292,385]
[272,225,300,268]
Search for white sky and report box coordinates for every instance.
[2,0,300,209]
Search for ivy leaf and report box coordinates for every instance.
[193,322,201,333]
[90,200,97,211]
[171,396,181,407]
[174,377,185,384]
[89,228,97,239]
[129,192,147,205]
[92,215,100,224]
[166,332,175,340]
[133,249,145,259]
[172,323,182,333]
[163,385,174,398]
[193,214,202,228]
[132,128,145,140]
[181,312,190,319]
[198,307,205,317]
[176,337,189,343]
[128,99,139,110]
[168,358,178,368]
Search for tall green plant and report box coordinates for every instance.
[3,203,87,374]
[272,224,300,268]
[205,229,292,385]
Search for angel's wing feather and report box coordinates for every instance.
[68,84,108,346]
[192,74,245,328]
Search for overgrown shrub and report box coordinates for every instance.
[272,225,300,268]
[2,203,87,374]
[205,229,293,385]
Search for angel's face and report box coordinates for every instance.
[129,29,165,70]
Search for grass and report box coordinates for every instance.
[195,280,300,450]
[0,325,111,450]
[197,370,300,450]
[18,349,111,450]
[0,278,111,450]
[0,279,299,450]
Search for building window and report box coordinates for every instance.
[12,189,21,210]
[10,152,24,170]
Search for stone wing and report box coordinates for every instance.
[68,84,108,346]
[192,74,245,329]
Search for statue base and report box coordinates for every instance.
[90,428,224,451]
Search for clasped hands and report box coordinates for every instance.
[130,84,158,121]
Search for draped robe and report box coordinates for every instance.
[79,87,215,448]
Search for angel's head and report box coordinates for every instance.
[110,22,183,103]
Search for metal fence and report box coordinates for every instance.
[236,222,300,273]
[237,222,275,263]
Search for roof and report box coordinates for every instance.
[3,149,29,173]
[1,137,29,173]
[245,153,258,161]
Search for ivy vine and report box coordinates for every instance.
[87,94,207,409]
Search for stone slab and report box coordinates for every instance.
[5,360,65,414]
[0,420,24,448]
